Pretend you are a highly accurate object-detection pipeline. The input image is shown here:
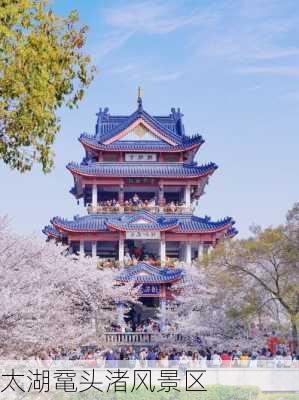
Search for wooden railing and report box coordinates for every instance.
[105,332,184,345]
[87,205,121,214]
[87,205,194,214]
[163,206,194,214]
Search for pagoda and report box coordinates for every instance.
[43,94,237,311]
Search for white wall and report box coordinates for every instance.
[200,368,299,392]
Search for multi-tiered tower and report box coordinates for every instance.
[44,95,236,308]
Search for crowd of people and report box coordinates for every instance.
[87,199,121,213]
[110,319,161,334]
[164,201,190,213]
[124,250,162,266]
[38,345,299,368]
[124,194,158,212]
[87,194,190,214]
[96,250,178,268]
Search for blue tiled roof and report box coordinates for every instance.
[42,225,65,239]
[107,211,178,231]
[67,161,217,178]
[48,212,235,234]
[80,133,204,152]
[176,215,234,233]
[226,227,239,237]
[51,215,108,231]
[95,103,186,144]
[116,262,185,284]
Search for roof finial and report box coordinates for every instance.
[137,85,143,111]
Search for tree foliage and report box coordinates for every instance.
[165,264,265,349]
[209,205,299,351]
[0,0,95,172]
[0,216,135,357]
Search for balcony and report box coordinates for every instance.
[124,204,160,213]
[87,204,121,214]
[104,332,184,345]
[87,202,193,215]
[104,328,217,345]
[97,258,182,269]
[163,205,194,214]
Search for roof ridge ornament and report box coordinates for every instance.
[137,85,143,113]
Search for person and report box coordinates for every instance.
[148,254,156,264]
[105,349,116,368]
[240,351,249,368]
[132,255,138,265]
[268,332,278,355]
[125,322,133,333]
[170,201,176,212]
[211,351,221,367]
[149,198,156,208]
[85,351,97,367]
[95,349,105,367]
[158,352,169,368]
[134,245,143,260]
[127,347,138,368]
[221,350,231,367]
[206,347,212,363]
[249,352,258,368]
[191,352,199,368]
[139,348,148,368]
[124,251,132,266]
[199,351,207,369]
[274,351,284,368]
[179,351,190,374]
[143,319,151,333]
[283,351,293,368]
[292,352,299,368]
[103,259,111,268]
[257,348,267,368]
[132,193,139,205]
[169,349,179,363]
[146,347,157,367]
[136,323,144,332]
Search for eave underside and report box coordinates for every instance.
[44,213,237,243]
[79,135,204,154]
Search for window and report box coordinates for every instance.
[102,153,118,161]
[163,154,180,162]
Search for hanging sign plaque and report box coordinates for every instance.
[125,153,157,162]
[125,231,160,240]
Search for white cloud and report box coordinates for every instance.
[150,72,183,82]
[282,89,299,101]
[104,1,213,35]
[92,1,214,66]
[192,0,299,80]
[93,0,299,81]
[247,84,262,91]
[252,48,299,60]
[238,66,299,76]
[90,31,135,63]
[108,63,136,75]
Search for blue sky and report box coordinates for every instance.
[1,0,299,238]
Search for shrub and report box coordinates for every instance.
[259,394,299,400]
[78,385,260,400]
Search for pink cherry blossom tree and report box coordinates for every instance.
[157,263,269,350]
[0,216,135,357]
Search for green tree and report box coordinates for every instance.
[0,0,95,172]
[210,211,299,351]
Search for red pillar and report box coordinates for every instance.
[158,184,164,207]
[118,182,124,205]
